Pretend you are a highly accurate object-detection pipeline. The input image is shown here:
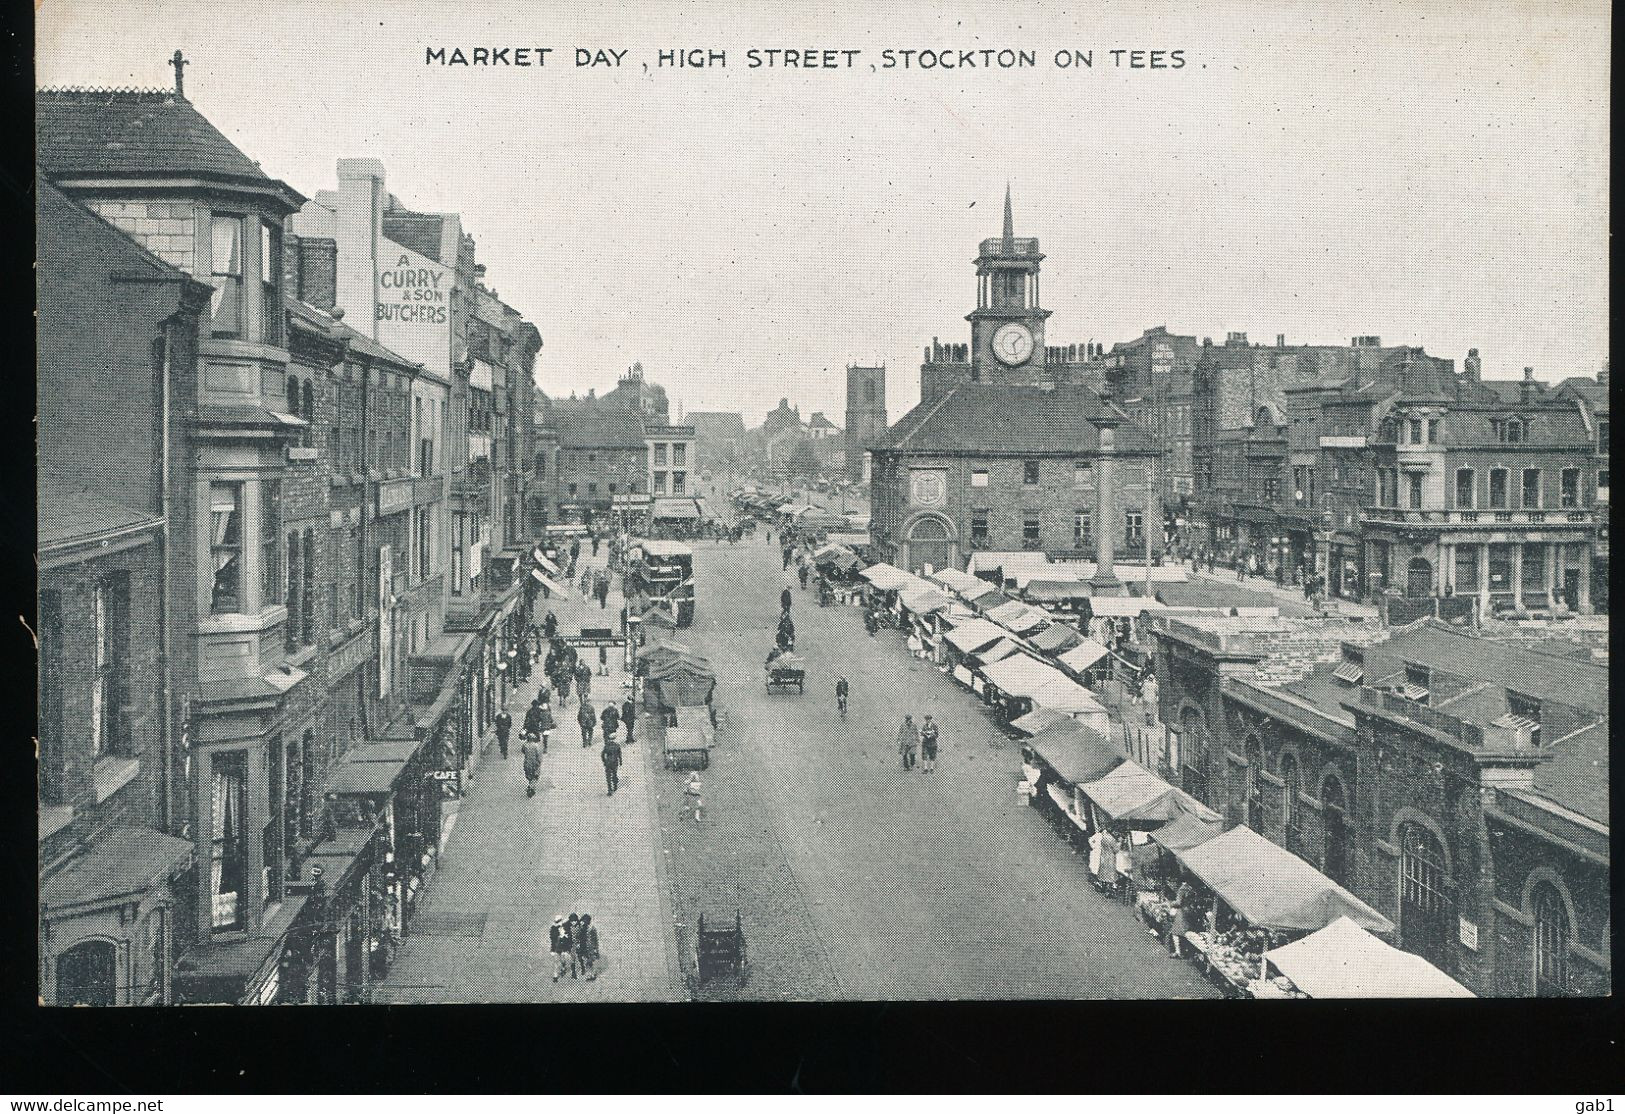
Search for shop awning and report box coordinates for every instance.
[652,666,717,708]
[900,586,954,614]
[1026,721,1126,786]
[1149,811,1226,852]
[1078,760,1176,822]
[1029,622,1083,654]
[1262,917,1474,998]
[1087,596,1166,617]
[967,551,1052,579]
[531,549,562,575]
[653,497,701,520]
[531,568,570,596]
[859,563,912,590]
[1029,675,1107,715]
[325,758,409,796]
[40,827,194,915]
[1172,826,1395,935]
[980,653,1068,698]
[958,578,1004,603]
[1059,639,1111,672]
[943,618,1005,654]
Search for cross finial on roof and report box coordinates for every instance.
[1002,183,1014,246]
[170,50,188,98]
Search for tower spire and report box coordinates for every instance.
[1002,183,1014,247]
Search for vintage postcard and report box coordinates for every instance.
[34,0,1609,1008]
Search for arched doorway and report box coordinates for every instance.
[1321,775,1351,887]
[903,515,954,575]
[1532,883,1571,996]
[1399,822,1451,968]
[1406,557,1434,598]
[1179,707,1208,802]
[56,939,118,1006]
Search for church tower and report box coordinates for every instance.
[845,363,887,482]
[967,186,1051,384]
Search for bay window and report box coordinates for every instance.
[209,215,244,338]
[209,482,244,613]
[210,751,248,932]
[261,220,283,345]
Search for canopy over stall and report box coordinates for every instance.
[530,568,571,597]
[1149,810,1226,852]
[929,567,985,595]
[1088,596,1167,618]
[1172,826,1396,935]
[1025,720,1125,786]
[958,578,1004,604]
[1059,639,1111,673]
[900,586,954,615]
[1077,760,1206,824]
[1262,917,1475,998]
[644,658,717,709]
[1009,706,1071,737]
[636,642,706,677]
[1029,622,1083,654]
[942,618,1006,654]
[1021,579,1094,604]
[979,653,1068,698]
[1029,675,1107,715]
[986,599,1049,633]
[858,563,912,591]
[971,637,1023,666]
[825,532,870,550]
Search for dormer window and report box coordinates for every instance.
[1398,663,1430,703]
[1505,692,1542,747]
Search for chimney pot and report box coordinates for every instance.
[1523,366,1534,381]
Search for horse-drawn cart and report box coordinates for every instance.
[765,652,806,694]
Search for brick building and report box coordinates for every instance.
[544,401,651,529]
[37,178,206,1005]
[1152,615,1610,997]
[1101,326,1200,512]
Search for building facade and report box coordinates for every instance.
[844,364,887,482]
[1101,326,1199,512]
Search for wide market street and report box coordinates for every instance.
[666,533,1218,1000]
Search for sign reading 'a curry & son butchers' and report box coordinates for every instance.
[377,255,449,325]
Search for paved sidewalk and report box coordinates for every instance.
[375,550,682,1003]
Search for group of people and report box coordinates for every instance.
[547,911,602,982]
[579,565,614,609]
[894,713,941,773]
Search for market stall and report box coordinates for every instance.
[978,651,1073,719]
[1008,706,1072,737]
[1260,916,1475,999]
[1028,621,1083,656]
[985,598,1049,635]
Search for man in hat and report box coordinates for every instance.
[548,915,573,981]
[897,714,919,771]
[600,700,621,744]
[575,657,593,703]
[494,703,512,760]
[578,697,597,747]
[577,914,600,980]
[919,714,939,772]
[621,695,637,745]
[601,733,623,796]
[523,695,548,754]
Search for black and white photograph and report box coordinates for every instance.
[31,0,1610,1021]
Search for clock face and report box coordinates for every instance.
[992,322,1035,366]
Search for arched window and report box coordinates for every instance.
[1279,753,1301,853]
[1378,417,1397,443]
[1532,883,1571,996]
[1243,737,1264,830]
[1256,406,1273,428]
[301,530,316,642]
[287,374,300,419]
[56,939,118,1006]
[1399,822,1451,967]
[1321,775,1350,887]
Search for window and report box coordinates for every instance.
[653,471,667,495]
[1454,546,1478,590]
[285,531,301,652]
[295,530,313,642]
[1073,462,1093,488]
[209,482,244,613]
[654,443,668,466]
[301,382,314,447]
[1073,510,1091,549]
[90,574,129,760]
[1560,468,1580,508]
[1407,473,1424,509]
[1264,477,1281,502]
[1489,468,1509,509]
[1280,753,1301,852]
[1532,884,1570,996]
[864,381,874,402]
[1488,543,1513,590]
[971,469,989,488]
[1522,468,1542,508]
[608,482,618,496]
[1409,419,1422,444]
[673,444,686,467]
[210,751,248,932]
[1599,470,1609,501]
[535,452,547,477]
[1493,417,1526,443]
[209,215,244,338]
[568,483,577,497]
[414,512,430,581]
[672,472,686,495]
[264,734,283,905]
[1427,418,1439,444]
[1598,419,1610,453]
[1023,460,1040,485]
[261,480,281,608]
[39,591,64,804]
[1506,691,1543,747]
[1125,511,1145,548]
[286,375,300,420]
[1521,542,1545,592]
[261,220,283,345]
[326,582,338,632]
[1022,513,1042,550]
[587,481,598,498]
[970,509,989,548]
[1455,468,1475,509]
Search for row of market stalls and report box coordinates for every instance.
[855,553,1471,1000]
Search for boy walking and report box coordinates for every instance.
[548,915,572,981]
[601,735,623,796]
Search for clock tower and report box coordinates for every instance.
[968,186,1051,383]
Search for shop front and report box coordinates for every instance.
[281,821,383,1004]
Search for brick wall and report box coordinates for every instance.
[1487,822,1610,996]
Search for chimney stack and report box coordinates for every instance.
[1464,348,1481,382]
[1523,366,1535,381]
[1599,360,1610,388]
[1277,334,1286,348]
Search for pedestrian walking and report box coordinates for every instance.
[577,914,600,980]
[578,699,597,746]
[781,587,793,613]
[621,696,637,744]
[522,737,543,797]
[543,610,558,641]
[494,705,512,759]
[1169,880,1198,958]
[570,539,581,564]
[592,535,601,557]
[596,574,610,610]
[920,714,939,772]
[556,670,573,705]
[601,735,622,795]
[597,644,609,676]
[600,701,620,742]
[523,696,549,754]
[782,546,793,570]
[575,660,592,702]
[797,563,809,589]
[548,914,573,981]
[897,714,919,771]
[566,913,583,978]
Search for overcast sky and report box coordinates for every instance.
[39,0,1609,426]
